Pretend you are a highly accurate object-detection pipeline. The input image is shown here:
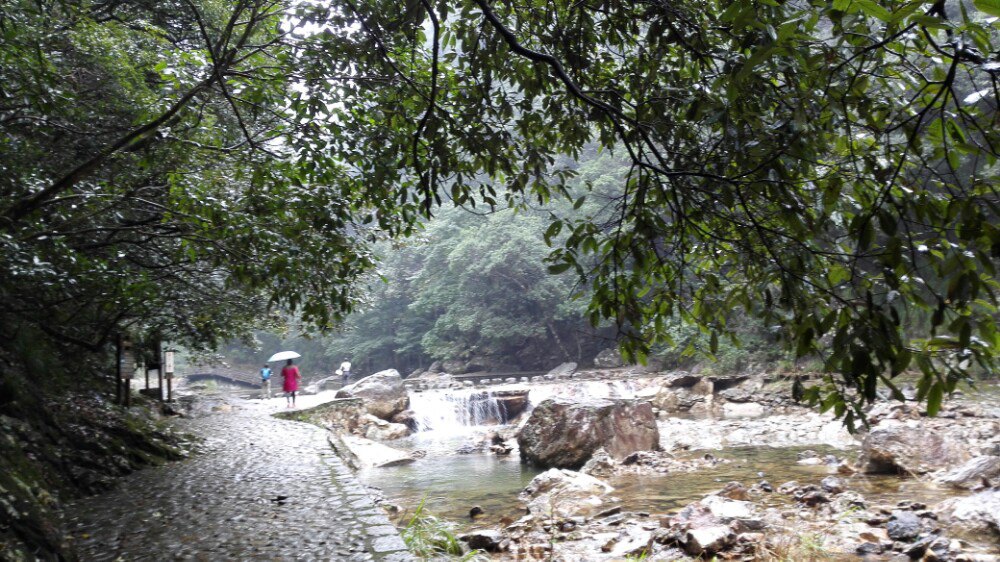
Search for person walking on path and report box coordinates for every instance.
[281,359,301,408]
[260,364,272,399]
[339,358,352,387]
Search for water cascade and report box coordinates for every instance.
[409,389,506,434]
[408,379,643,435]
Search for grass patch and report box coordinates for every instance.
[400,499,486,560]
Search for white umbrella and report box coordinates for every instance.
[267,351,301,362]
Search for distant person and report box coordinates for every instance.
[340,358,352,387]
[281,359,301,408]
[260,364,272,399]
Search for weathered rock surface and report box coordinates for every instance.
[937,455,1000,489]
[858,423,970,475]
[390,409,418,432]
[519,468,615,518]
[336,369,409,420]
[662,371,701,388]
[886,510,922,541]
[493,387,530,422]
[593,348,624,368]
[546,362,577,378]
[460,529,507,552]
[660,493,762,556]
[684,525,735,555]
[335,434,414,469]
[358,414,409,441]
[722,402,765,418]
[935,488,1000,539]
[518,397,659,469]
[658,413,856,451]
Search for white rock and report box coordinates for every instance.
[338,434,414,468]
[937,456,1000,489]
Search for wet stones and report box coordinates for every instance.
[887,511,922,541]
[492,388,530,422]
[684,525,736,555]
[820,475,846,494]
[459,529,507,552]
[520,468,616,518]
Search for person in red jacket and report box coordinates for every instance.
[281,359,301,408]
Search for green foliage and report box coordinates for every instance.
[321,205,610,373]
[3,0,999,422]
[400,499,485,560]
[0,0,376,355]
[286,0,1000,418]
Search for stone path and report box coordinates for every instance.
[62,397,412,561]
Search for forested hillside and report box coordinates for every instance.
[223,152,799,377]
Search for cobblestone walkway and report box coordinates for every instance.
[63,398,413,561]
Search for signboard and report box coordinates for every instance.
[164,350,175,375]
[120,339,136,379]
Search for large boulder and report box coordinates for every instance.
[517,397,659,469]
[593,348,624,368]
[857,423,969,475]
[441,358,468,374]
[336,369,410,420]
[663,371,701,388]
[935,488,1000,540]
[519,468,615,518]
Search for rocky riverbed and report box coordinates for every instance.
[308,368,1000,561]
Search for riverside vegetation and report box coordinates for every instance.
[4,0,1000,558]
[283,365,999,560]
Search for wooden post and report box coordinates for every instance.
[116,335,123,404]
[156,340,163,401]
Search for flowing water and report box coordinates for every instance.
[409,389,507,434]
[360,379,982,532]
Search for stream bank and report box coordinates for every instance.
[300,368,1000,560]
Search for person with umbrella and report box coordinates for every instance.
[267,351,302,408]
[281,359,301,408]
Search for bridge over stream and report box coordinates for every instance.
[185,368,261,388]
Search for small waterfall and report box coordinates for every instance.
[408,379,643,435]
[409,389,505,434]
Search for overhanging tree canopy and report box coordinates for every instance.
[2,0,998,423]
[291,0,1000,424]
